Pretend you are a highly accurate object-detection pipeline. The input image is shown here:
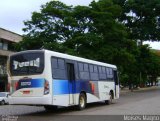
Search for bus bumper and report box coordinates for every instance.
[8,96,52,105]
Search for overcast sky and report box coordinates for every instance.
[0,0,159,50]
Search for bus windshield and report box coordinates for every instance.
[9,51,44,76]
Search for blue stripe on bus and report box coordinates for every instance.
[53,80,93,95]
[53,80,70,95]
[17,78,44,89]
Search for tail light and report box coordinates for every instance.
[44,80,49,95]
[90,82,95,94]
[14,82,19,90]
[7,83,10,92]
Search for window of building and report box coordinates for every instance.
[0,40,2,49]
[8,42,15,51]
[0,39,8,50]
[0,57,8,75]
[3,41,8,50]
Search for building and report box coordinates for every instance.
[0,28,22,92]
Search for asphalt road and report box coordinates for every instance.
[0,87,160,121]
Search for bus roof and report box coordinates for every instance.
[10,49,117,69]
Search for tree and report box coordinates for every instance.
[15,0,147,89]
[147,51,160,86]
[16,0,134,63]
[114,0,160,44]
[16,1,73,51]
[112,0,160,88]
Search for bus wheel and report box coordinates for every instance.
[77,93,86,110]
[44,105,57,112]
[105,93,113,105]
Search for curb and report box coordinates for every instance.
[120,86,159,94]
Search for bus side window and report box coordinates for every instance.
[89,64,94,72]
[84,63,89,72]
[52,58,58,69]
[98,66,107,80]
[110,68,114,80]
[93,65,98,73]
[89,65,99,81]
[51,57,66,79]
[106,67,113,80]
[58,59,65,69]
[78,62,90,80]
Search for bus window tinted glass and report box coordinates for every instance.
[102,67,106,73]
[94,66,98,72]
[98,66,102,73]
[84,64,89,72]
[106,68,113,79]
[10,51,44,76]
[89,65,94,72]
[51,58,66,79]
[58,59,65,69]
[78,63,83,71]
[52,58,58,69]
[78,62,90,80]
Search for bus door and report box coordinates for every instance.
[66,62,76,105]
[114,70,119,99]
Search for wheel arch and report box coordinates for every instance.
[110,90,114,99]
[80,91,87,102]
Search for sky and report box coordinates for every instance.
[0,0,159,50]
[0,0,92,34]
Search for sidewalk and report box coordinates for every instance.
[120,86,160,94]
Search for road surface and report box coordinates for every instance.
[0,87,160,121]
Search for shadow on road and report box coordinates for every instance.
[23,102,117,116]
[21,87,160,116]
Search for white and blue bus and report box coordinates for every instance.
[8,50,119,110]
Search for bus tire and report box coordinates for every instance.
[77,93,86,110]
[105,93,113,105]
[44,105,58,111]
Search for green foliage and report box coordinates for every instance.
[14,0,160,88]
[116,0,160,42]
[146,49,160,85]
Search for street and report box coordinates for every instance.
[0,87,160,121]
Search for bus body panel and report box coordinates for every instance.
[98,81,115,100]
[11,78,45,97]
[51,79,115,106]
[8,51,53,105]
[9,96,52,105]
[52,94,79,106]
[8,75,52,105]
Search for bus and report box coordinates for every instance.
[8,49,119,110]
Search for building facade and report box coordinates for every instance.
[0,28,22,92]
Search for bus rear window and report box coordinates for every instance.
[10,51,44,76]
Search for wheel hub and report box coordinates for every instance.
[80,96,85,107]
